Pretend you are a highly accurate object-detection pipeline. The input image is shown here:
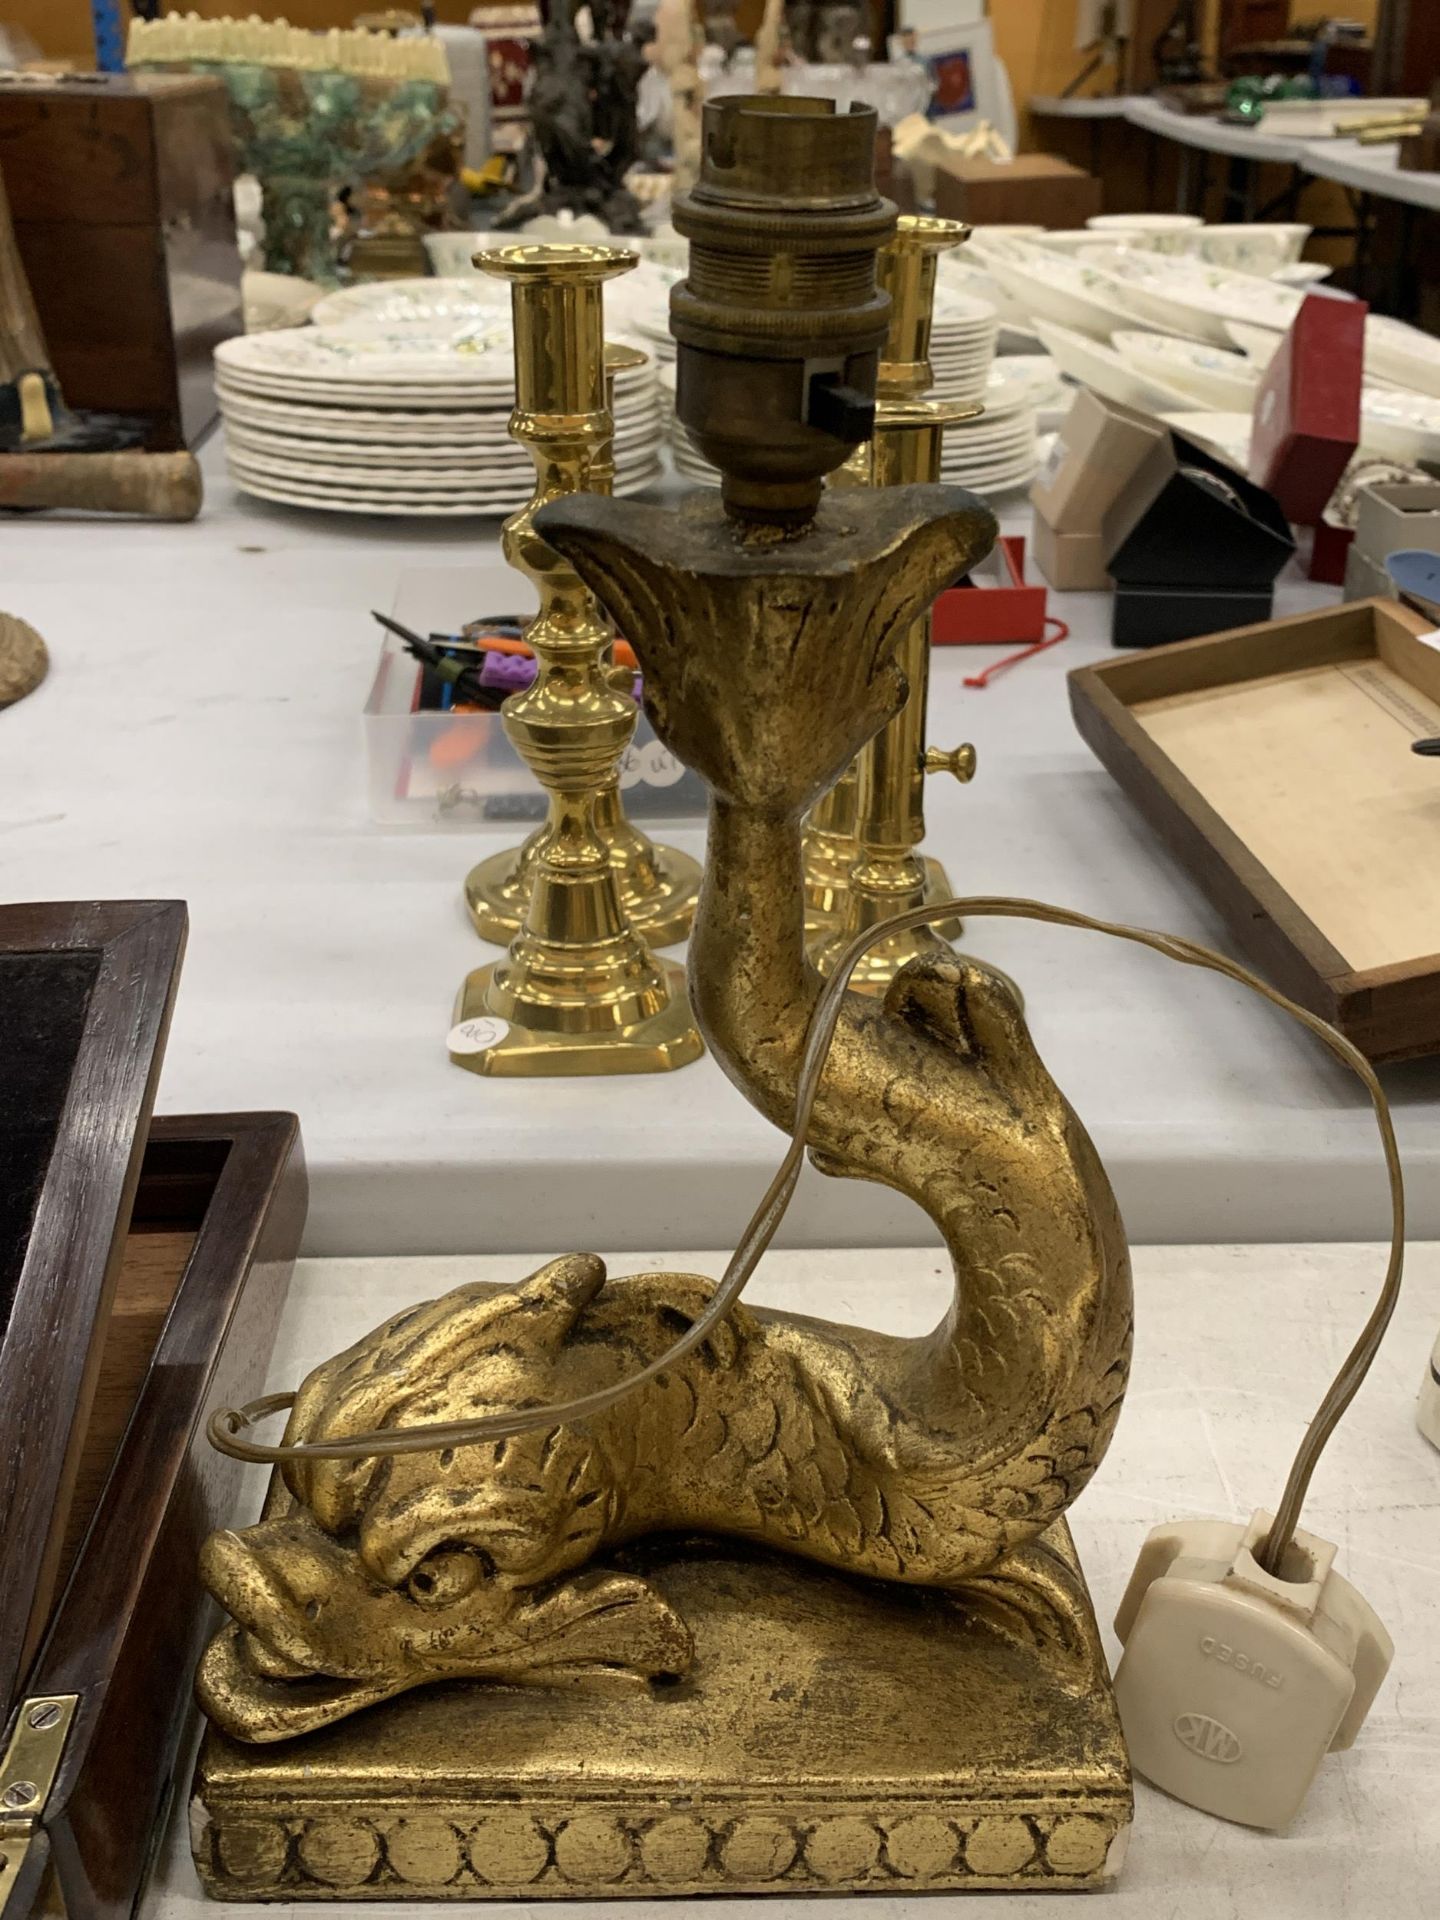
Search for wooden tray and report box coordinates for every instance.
[0,903,304,1920]
[1068,598,1440,1062]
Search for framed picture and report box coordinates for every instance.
[911,19,1014,147]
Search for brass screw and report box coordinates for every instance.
[924,744,977,783]
[27,1703,61,1731]
[2,1781,36,1810]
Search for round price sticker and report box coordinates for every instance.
[448,1016,509,1055]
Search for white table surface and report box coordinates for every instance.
[1300,138,1440,214]
[1120,100,1440,212]
[1122,96,1310,166]
[145,1240,1440,1920]
[3,432,1438,1257]
[1029,93,1137,121]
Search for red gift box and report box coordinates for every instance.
[1309,519,1355,584]
[933,536,1048,644]
[1248,292,1366,527]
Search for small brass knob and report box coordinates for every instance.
[924,744,976,784]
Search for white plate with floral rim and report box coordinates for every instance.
[1034,319,1200,417]
[216,366,659,414]
[219,386,513,437]
[310,278,510,330]
[1110,330,1262,412]
[217,324,521,387]
[223,411,664,469]
[942,454,1039,494]
[228,455,664,516]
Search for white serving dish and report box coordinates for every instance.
[1033,319,1200,417]
[1110,330,1262,412]
[983,247,1168,344]
[1223,320,1285,368]
[1357,387,1440,465]
[1365,316,1440,399]
[1094,252,1303,347]
[1270,262,1333,286]
[1156,410,1254,469]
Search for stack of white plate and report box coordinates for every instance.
[668,357,1043,498]
[927,289,999,404]
[938,378,1039,495]
[215,281,664,517]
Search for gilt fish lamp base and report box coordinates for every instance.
[189,95,1133,1904]
[193,1527,1129,1900]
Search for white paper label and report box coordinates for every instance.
[1039,436,1068,487]
[619,740,686,790]
[1417,628,1440,653]
[448,1016,509,1054]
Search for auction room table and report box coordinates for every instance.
[146,1242,1440,1918]
[1300,137,1440,215]
[2,433,1437,1254]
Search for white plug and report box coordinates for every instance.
[1112,1510,1392,1830]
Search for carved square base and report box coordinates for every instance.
[192,1526,1131,1899]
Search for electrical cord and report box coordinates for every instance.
[209,896,1404,1581]
[962,616,1069,689]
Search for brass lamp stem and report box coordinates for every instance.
[450,244,702,1077]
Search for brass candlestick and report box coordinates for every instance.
[450,244,702,1078]
[463,341,704,951]
[808,215,978,983]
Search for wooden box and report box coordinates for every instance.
[0,73,243,450]
[0,902,304,1920]
[932,154,1102,231]
[1068,599,1440,1062]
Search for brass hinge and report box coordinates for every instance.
[0,1697,78,1916]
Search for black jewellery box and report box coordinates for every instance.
[1101,430,1297,649]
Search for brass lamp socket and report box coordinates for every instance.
[670,94,897,525]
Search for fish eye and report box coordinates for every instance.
[405,1549,489,1607]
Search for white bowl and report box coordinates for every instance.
[1189,223,1312,274]
[1036,227,1168,256]
[1086,212,1204,256]
[1088,213,1203,230]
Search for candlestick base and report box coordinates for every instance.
[450,961,702,1077]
